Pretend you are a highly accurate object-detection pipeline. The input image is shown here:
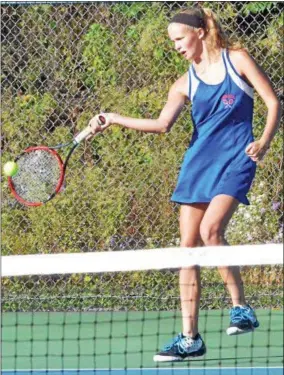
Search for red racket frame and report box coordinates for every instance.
[8,146,65,207]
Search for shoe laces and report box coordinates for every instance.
[163,333,183,350]
[163,334,197,354]
[230,306,248,323]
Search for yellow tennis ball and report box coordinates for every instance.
[3,161,19,177]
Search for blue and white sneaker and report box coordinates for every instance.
[153,333,206,362]
[226,305,260,335]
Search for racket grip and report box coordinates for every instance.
[73,116,106,144]
[73,126,92,144]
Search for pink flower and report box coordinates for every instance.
[272,202,281,211]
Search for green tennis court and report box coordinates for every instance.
[2,309,283,371]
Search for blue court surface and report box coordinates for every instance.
[2,368,283,375]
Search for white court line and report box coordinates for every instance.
[2,366,283,373]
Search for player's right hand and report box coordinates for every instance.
[88,113,114,136]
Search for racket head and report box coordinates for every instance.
[8,146,65,207]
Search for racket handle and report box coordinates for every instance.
[73,126,92,144]
[73,115,106,144]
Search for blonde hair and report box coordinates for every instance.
[181,7,242,51]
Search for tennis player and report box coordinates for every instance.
[89,7,281,362]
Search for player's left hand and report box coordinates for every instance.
[245,140,270,162]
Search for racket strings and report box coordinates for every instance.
[11,150,62,203]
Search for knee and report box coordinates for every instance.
[200,222,224,246]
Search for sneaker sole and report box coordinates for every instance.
[226,326,254,335]
[153,355,183,362]
[153,348,206,362]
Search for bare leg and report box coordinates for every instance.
[179,203,208,337]
[200,195,246,306]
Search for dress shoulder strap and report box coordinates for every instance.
[223,48,254,99]
[188,65,200,102]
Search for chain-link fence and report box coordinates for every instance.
[1,6,283,348]
[1,1,283,257]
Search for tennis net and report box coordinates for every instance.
[1,244,283,375]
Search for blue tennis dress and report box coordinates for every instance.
[171,49,256,206]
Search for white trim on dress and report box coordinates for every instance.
[189,65,200,101]
[223,50,254,99]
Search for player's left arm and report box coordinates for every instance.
[230,49,282,162]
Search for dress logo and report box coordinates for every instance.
[222,94,236,108]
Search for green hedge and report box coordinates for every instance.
[2,2,283,256]
[2,264,283,312]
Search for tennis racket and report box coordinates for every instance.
[8,115,106,207]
